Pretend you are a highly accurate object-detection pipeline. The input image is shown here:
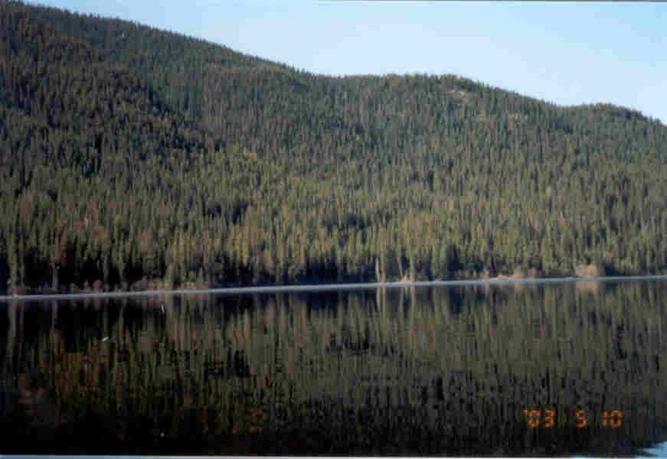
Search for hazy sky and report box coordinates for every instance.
[27,0,667,124]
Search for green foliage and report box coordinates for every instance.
[1,2,667,292]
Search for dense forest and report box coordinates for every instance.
[1,1,667,293]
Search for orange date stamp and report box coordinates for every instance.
[522,408,623,429]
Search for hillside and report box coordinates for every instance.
[1,1,667,293]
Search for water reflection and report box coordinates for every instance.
[0,281,666,455]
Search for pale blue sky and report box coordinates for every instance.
[27,0,667,124]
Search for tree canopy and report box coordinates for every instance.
[1,1,666,293]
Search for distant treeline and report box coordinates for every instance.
[1,2,667,293]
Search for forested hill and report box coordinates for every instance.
[1,1,667,294]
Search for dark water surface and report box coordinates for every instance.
[1,280,666,455]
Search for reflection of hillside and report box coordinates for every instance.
[575,279,604,294]
[0,282,666,455]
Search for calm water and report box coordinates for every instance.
[0,280,666,455]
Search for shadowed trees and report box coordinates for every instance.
[1,1,667,293]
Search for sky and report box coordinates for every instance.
[25,0,667,124]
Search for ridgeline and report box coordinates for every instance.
[1,1,667,293]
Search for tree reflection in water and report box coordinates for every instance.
[0,280,666,455]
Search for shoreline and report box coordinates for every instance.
[1,274,667,302]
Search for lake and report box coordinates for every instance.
[1,279,666,455]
